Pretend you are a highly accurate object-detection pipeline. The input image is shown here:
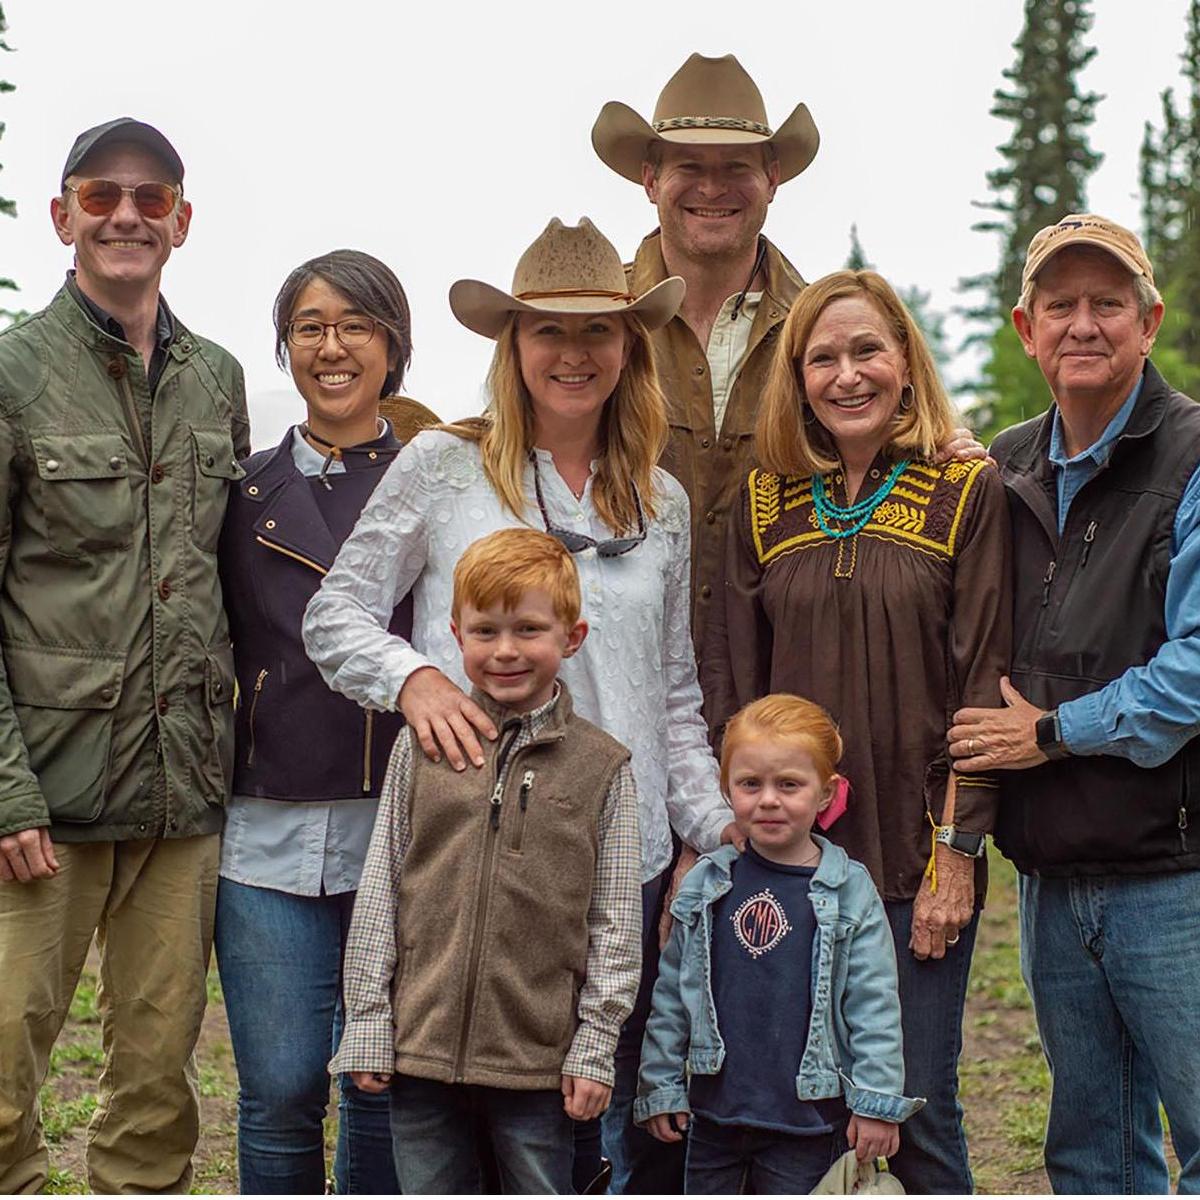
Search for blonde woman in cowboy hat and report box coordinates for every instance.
[701,270,1012,1195]
[303,217,737,1192]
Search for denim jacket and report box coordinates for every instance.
[635,839,924,1125]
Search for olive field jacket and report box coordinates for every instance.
[0,284,250,842]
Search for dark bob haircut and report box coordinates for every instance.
[273,249,413,398]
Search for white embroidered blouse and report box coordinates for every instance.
[302,429,730,881]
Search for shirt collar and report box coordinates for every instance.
[1048,375,1144,470]
[289,419,391,478]
[66,270,174,352]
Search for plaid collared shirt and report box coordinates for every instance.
[331,686,642,1087]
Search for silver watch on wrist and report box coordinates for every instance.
[934,826,987,859]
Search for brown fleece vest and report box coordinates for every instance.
[391,687,630,1090]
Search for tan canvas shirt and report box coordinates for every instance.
[627,232,804,658]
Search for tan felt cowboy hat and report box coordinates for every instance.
[592,53,820,184]
[450,217,685,339]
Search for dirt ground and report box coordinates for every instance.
[35,849,1179,1194]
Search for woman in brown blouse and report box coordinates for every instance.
[701,270,1010,1195]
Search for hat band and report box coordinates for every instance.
[653,115,772,136]
[515,288,637,304]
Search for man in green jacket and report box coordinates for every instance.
[0,118,249,1194]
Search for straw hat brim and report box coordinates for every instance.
[592,99,820,184]
[449,276,685,340]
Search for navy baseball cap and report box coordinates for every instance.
[60,118,185,189]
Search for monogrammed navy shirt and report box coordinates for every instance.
[689,845,848,1135]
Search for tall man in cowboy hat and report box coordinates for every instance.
[948,215,1200,1193]
[589,54,818,1193]
[0,119,249,1193]
[592,53,817,661]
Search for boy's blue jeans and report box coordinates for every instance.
[1019,870,1200,1194]
[214,878,398,1195]
[684,1115,848,1194]
[388,1074,573,1193]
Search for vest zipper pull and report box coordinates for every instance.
[519,770,534,813]
[1041,559,1057,606]
[489,780,504,829]
[1081,521,1097,567]
[1181,807,1189,831]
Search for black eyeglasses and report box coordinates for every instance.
[530,453,647,557]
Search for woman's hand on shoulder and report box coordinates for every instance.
[398,666,497,770]
[934,426,993,466]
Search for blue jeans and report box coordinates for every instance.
[388,1074,573,1193]
[685,1115,848,1194]
[884,898,980,1194]
[214,878,397,1195]
[601,867,687,1194]
[1019,870,1200,1194]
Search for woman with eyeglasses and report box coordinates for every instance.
[303,218,737,1193]
[214,249,437,1195]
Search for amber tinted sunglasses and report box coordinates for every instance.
[64,179,182,219]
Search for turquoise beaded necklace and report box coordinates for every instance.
[811,459,911,540]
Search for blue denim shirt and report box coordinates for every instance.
[635,839,924,1126]
[1047,378,1200,767]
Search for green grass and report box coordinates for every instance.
[43,1167,86,1194]
[67,970,100,1024]
[49,1040,104,1078]
[40,1091,97,1144]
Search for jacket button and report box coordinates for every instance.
[168,818,179,831]
[368,451,378,460]
[99,685,114,702]
[157,695,170,716]
[205,453,215,468]
[693,365,705,375]
[700,584,712,599]
[722,437,734,451]
[700,438,711,449]
[45,459,60,472]
[109,456,122,471]
[138,823,147,833]
[150,463,165,484]
[214,680,222,696]
[247,485,259,496]
[158,578,171,601]
[705,511,716,525]
[264,518,277,530]
[107,357,126,379]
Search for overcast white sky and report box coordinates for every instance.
[0,0,1191,449]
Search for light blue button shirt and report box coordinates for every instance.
[218,426,383,896]
[1050,381,1200,767]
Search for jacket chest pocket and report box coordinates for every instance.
[190,427,245,552]
[30,433,134,558]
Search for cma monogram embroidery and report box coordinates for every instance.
[731,888,792,958]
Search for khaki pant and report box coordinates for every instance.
[0,835,219,1194]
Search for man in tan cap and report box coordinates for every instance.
[593,53,817,664]
[948,214,1200,1193]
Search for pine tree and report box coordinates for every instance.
[964,0,1103,438]
[845,224,873,271]
[1139,0,1200,395]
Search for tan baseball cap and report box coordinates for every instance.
[1021,213,1155,289]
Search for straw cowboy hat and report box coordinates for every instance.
[591,53,820,185]
[450,217,685,339]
